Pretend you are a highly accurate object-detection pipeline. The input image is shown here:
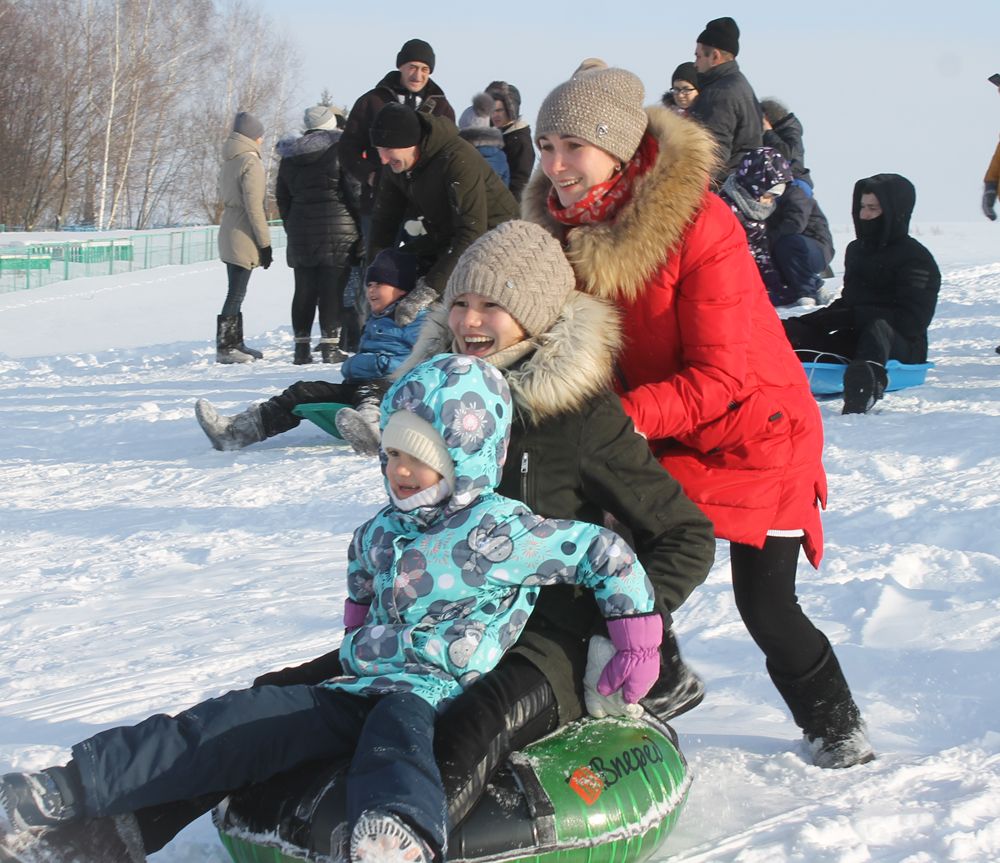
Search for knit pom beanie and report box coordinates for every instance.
[444,221,575,339]
[535,67,647,163]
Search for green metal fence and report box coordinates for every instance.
[0,222,285,293]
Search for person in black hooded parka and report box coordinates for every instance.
[783,173,941,414]
[276,104,362,364]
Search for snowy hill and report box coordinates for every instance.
[1,222,999,861]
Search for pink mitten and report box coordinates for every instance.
[596,614,662,703]
[343,598,370,631]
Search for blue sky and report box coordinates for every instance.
[258,1,998,223]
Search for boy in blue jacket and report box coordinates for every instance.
[2,354,662,863]
[195,247,427,452]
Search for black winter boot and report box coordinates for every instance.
[768,643,875,768]
[235,313,263,360]
[194,400,266,451]
[293,337,312,365]
[317,329,349,364]
[0,814,146,862]
[215,316,254,364]
[842,359,887,415]
[639,623,705,721]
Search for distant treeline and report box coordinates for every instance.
[0,0,302,230]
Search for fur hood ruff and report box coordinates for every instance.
[395,290,621,425]
[522,106,719,303]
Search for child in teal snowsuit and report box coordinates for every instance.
[1,354,662,863]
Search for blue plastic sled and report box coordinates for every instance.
[291,402,350,438]
[800,356,934,395]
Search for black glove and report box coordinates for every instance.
[252,648,342,688]
[394,278,438,326]
[259,245,273,269]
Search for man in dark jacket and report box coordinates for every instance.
[366,103,519,325]
[485,80,535,202]
[783,173,941,414]
[689,16,763,181]
[339,38,456,224]
[761,98,813,187]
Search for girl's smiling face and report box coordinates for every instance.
[537,133,620,207]
[385,448,442,500]
[448,292,527,357]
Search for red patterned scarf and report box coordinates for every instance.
[546,132,659,227]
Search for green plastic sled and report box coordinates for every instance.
[291,402,350,439]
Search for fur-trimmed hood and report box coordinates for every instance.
[522,106,719,303]
[395,290,621,425]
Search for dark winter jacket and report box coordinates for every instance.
[689,60,763,180]
[339,71,456,215]
[339,302,426,383]
[368,113,520,297]
[499,121,535,202]
[524,107,827,568]
[802,174,940,362]
[766,183,834,267]
[399,293,715,719]
[275,130,361,269]
[335,354,655,710]
[763,112,812,186]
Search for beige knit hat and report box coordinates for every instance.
[382,410,455,491]
[444,220,576,338]
[535,67,648,163]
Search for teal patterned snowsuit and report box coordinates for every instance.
[329,353,656,709]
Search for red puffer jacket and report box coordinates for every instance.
[524,106,826,566]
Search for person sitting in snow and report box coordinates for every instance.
[194,247,427,452]
[783,173,941,414]
[718,147,796,305]
[0,354,660,863]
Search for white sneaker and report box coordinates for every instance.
[815,283,841,306]
[793,296,817,308]
[350,811,433,863]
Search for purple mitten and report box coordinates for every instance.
[597,614,663,703]
[343,598,370,631]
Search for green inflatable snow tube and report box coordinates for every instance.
[215,714,690,863]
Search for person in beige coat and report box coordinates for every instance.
[216,111,272,363]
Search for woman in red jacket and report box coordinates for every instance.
[523,65,873,769]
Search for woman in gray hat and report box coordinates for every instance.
[276,103,361,364]
[523,65,874,770]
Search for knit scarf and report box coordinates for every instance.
[721,174,777,221]
[546,132,660,227]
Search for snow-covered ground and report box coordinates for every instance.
[1,222,999,862]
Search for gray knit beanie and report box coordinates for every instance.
[535,67,647,163]
[303,103,342,132]
[233,111,264,140]
[444,220,575,339]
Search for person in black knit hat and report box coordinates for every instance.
[662,61,700,116]
[688,16,764,180]
[339,38,456,226]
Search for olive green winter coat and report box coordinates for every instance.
[368,113,519,296]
